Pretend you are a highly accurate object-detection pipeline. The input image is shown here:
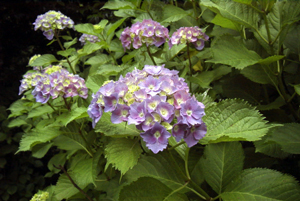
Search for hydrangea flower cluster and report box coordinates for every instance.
[33,10,74,40]
[30,191,49,201]
[88,65,206,153]
[19,65,88,104]
[120,19,169,51]
[79,34,101,45]
[169,26,209,50]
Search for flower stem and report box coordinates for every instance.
[146,45,157,65]
[47,102,56,112]
[186,42,193,94]
[63,97,71,111]
[184,147,191,180]
[54,31,76,74]
[168,141,186,151]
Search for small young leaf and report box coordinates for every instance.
[63,37,77,49]
[200,142,244,194]
[57,48,76,57]
[32,142,53,158]
[102,1,136,10]
[105,138,142,175]
[107,17,128,36]
[74,23,95,35]
[221,168,300,201]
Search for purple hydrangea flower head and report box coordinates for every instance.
[120,19,169,51]
[88,64,207,152]
[79,34,100,45]
[33,10,74,40]
[140,122,171,154]
[169,26,209,50]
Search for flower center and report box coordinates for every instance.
[186,110,192,116]
[154,131,161,138]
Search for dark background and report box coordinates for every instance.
[0,0,107,107]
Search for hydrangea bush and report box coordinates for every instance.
[7,1,300,201]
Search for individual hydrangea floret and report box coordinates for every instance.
[88,64,206,153]
[79,34,100,45]
[169,26,209,50]
[120,19,169,51]
[19,64,88,104]
[33,10,74,40]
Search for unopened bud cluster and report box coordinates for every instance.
[33,10,74,40]
[88,65,206,153]
[30,191,49,201]
[79,34,100,45]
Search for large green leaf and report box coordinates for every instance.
[241,64,278,85]
[70,153,95,187]
[200,99,278,144]
[119,177,188,201]
[206,35,261,69]
[267,123,300,154]
[107,18,128,36]
[56,107,88,126]
[74,23,95,35]
[18,127,61,153]
[211,13,241,31]
[95,112,140,137]
[200,0,260,30]
[125,153,186,190]
[254,136,289,159]
[162,5,188,23]
[102,1,136,10]
[30,54,58,67]
[105,138,142,175]
[27,104,54,119]
[54,173,84,200]
[31,142,53,158]
[85,74,107,93]
[189,65,231,88]
[221,168,300,201]
[200,142,244,194]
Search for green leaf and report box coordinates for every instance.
[56,107,88,126]
[27,104,54,119]
[162,5,188,23]
[8,99,29,118]
[95,113,140,137]
[81,43,103,55]
[102,1,136,10]
[254,136,289,159]
[164,43,186,61]
[221,168,300,201]
[57,48,76,57]
[85,74,106,93]
[294,84,300,96]
[241,64,278,85]
[207,35,261,69]
[63,37,77,49]
[74,23,95,35]
[18,127,61,153]
[284,25,300,55]
[47,153,66,173]
[32,142,53,158]
[267,123,300,154]
[168,137,188,160]
[257,55,285,65]
[200,99,277,144]
[200,142,244,194]
[70,154,95,187]
[200,0,260,29]
[188,65,231,88]
[30,54,58,67]
[8,116,29,128]
[211,14,241,31]
[85,54,111,73]
[120,177,188,201]
[125,153,186,190]
[55,173,84,200]
[233,0,252,5]
[107,17,127,36]
[105,138,142,175]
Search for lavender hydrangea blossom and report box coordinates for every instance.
[120,19,169,51]
[88,64,206,153]
[19,65,88,104]
[33,11,74,40]
[169,26,209,50]
[79,34,100,45]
